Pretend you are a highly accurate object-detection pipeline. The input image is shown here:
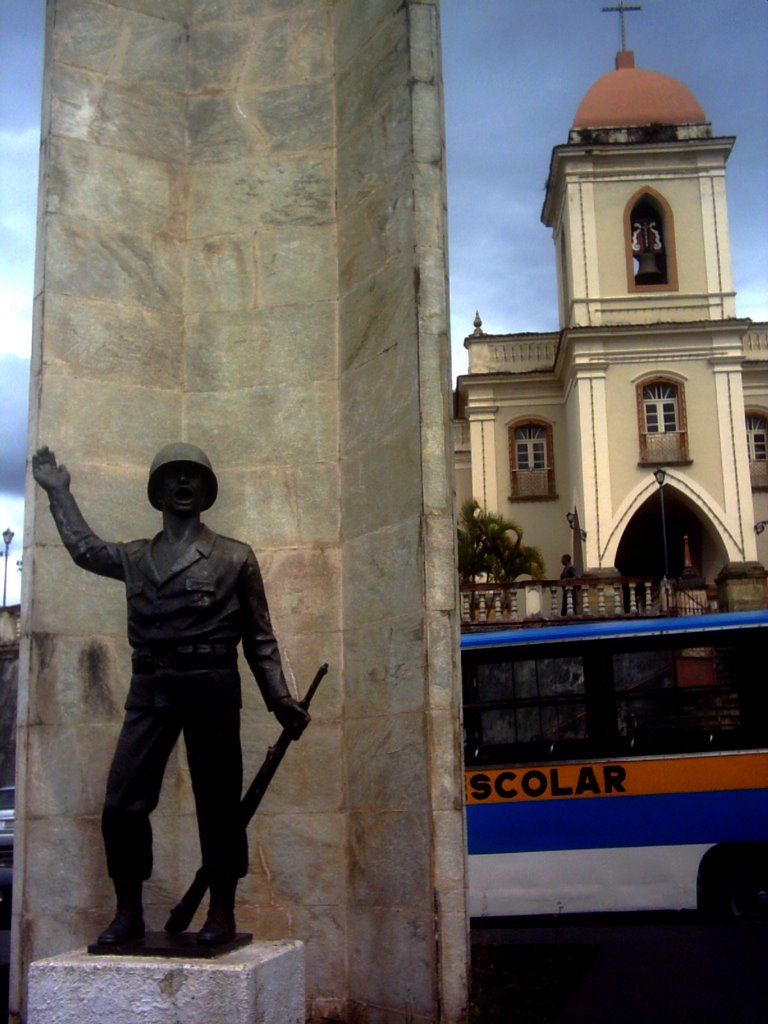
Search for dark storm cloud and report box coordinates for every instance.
[0,354,30,496]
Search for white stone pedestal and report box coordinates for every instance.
[27,939,305,1024]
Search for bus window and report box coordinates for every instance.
[612,645,741,754]
[468,654,586,762]
[476,657,584,701]
[676,647,718,688]
[613,649,673,692]
[476,661,513,701]
[536,657,585,697]
[475,699,589,757]
[538,702,588,744]
[513,660,538,700]
[478,707,516,747]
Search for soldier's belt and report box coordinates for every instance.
[132,643,237,674]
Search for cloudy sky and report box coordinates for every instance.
[1,0,766,605]
[441,0,768,352]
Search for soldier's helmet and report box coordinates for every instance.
[147,443,218,511]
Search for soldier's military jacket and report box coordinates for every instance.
[47,488,288,711]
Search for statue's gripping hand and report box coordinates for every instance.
[273,695,311,739]
[32,447,71,493]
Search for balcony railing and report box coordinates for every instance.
[460,576,712,628]
[510,467,554,498]
[750,460,768,490]
[639,431,688,464]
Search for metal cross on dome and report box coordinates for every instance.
[602,0,642,52]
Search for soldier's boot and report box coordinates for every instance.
[197,876,237,945]
[97,877,145,944]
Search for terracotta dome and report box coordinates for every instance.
[573,52,707,129]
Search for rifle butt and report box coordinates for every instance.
[164,867,209,933]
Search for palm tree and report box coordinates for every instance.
[457,499,545,583]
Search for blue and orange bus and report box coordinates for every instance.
[463,610,768,919]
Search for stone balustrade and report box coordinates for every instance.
[460,576,712,627]
[742,326,768,360]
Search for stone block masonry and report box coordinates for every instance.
[16,2,468,1021]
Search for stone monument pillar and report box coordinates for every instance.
[14,1,467,1022]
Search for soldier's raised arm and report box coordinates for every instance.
[32,446,124,581]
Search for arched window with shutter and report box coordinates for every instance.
[508,419,556,499]
[746,410,768,489]
[636,377,689,464]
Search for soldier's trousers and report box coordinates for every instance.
[102,704,247,882]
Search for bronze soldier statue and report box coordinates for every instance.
[32,443,309,946]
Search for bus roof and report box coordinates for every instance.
[460,609,768,651]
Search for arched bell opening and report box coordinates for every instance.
[631,198,667,284]
[615,485,728,583]
[623,187,679,292]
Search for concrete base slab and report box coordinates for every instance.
[27,939,305,1024]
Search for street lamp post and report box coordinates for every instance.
[565,510,587,541]
[2,528,14,607]
[653,469,670,605]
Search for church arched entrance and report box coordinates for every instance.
[614,486,728,582]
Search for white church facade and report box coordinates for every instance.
[455,47,768,607]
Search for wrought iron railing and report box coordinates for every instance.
[639,430,688,464]
[510,467,553,498]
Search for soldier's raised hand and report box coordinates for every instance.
[32,447,71,492]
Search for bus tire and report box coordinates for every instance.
[698,844,768,922]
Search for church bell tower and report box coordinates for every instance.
[537,36,758,583]
[542,48,736,329]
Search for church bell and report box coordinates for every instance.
[635,250,664,284]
